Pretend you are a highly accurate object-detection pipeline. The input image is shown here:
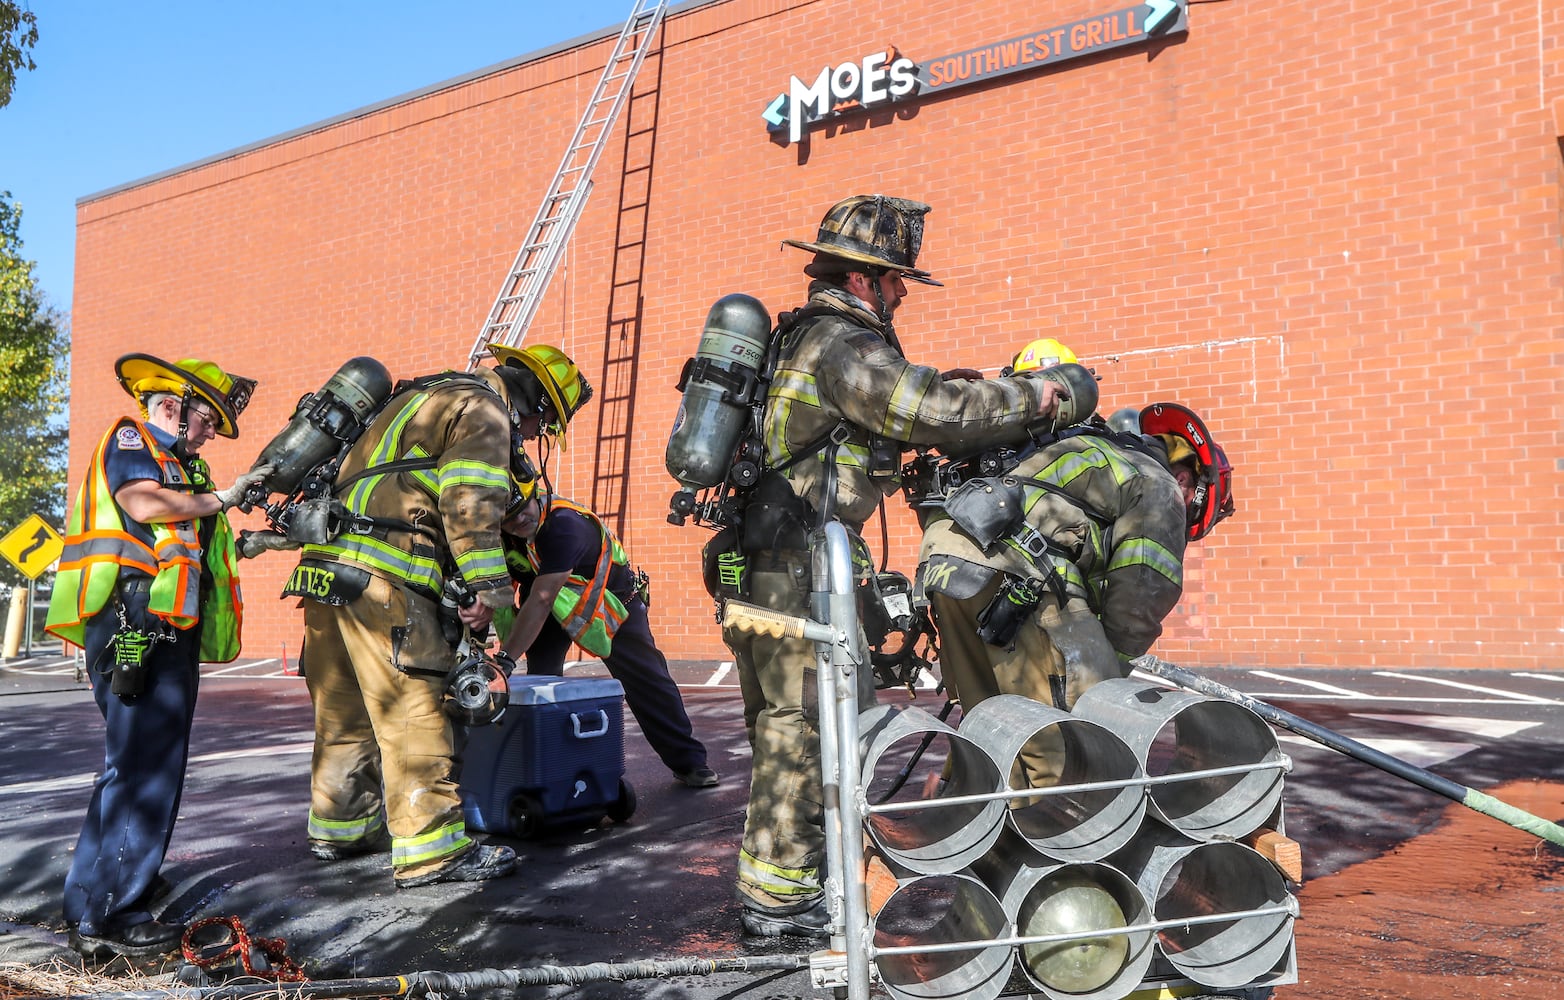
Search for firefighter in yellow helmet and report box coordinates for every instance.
[488,343,593,449]
[714,195,1074,938]
[47,354,267,960]
[288,346,588,889]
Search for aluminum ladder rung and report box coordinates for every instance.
[467,0,668,369]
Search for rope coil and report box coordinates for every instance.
[181,915,308,982]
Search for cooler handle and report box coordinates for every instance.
[572,709,610,739]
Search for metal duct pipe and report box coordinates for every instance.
[1073,678,1287,841]
[1114,821,1297,989]
[859,703,1007,874]
[871,873,1014,1000]
[971,829,1155,1000]
[959,694,1146,862]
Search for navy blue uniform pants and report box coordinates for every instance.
[63,609,201,936]
[524,597,707,774]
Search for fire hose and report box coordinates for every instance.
[1134,654,1564,848]
[37,956,811,1000]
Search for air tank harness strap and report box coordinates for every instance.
[677,356,753,398]
[327,457,444,543]
[1004,474,1114,613]
[332,457,440,494]
[1012,475,1116,528]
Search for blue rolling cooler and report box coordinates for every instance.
[460,675,636,838]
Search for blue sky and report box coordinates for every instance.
[0,1,645,314]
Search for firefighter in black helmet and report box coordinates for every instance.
[720,195,1076,939]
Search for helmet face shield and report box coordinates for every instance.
[1190,444,1235,540]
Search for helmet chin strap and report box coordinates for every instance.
[864,267,904,355]
[170,390,196,459]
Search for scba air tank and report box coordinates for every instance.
[665,294,772,524]
[249,356,395,499]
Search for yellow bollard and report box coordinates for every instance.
[3,584,27,659]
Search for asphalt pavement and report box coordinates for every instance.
[3,647,1563,999]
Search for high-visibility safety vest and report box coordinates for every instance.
[46,417,243,662]
[505,497,629,657]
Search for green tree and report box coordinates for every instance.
[0,1,38,108]
[0,191,69,595]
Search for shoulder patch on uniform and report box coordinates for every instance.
[920,553,998,600]
[115,426,145,451]
[840,328,893,360]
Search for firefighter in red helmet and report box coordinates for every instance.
[916,400,1234,790]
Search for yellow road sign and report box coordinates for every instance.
[0,514,64,580]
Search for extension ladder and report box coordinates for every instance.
[466,0,668,370]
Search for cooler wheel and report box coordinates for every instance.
[507,793,544,839]
[606,777,637,823]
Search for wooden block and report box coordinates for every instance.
[1245,828,1303,884]
[864,849,900,917]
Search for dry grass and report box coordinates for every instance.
[0,959,172,1000]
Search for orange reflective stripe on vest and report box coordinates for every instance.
[523,497,629,658]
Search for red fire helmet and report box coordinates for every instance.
[1139,402,1235,541]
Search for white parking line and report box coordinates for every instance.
[705,662,733,686]
[1249,670,1362,697]
[1370,670,1559,705]
[1351,714,1541,739]
[1514,672,1564,685]
[191,742,314,763]
[207,658,279,677]
[0,742,315,797]
[1276,733,1478,768]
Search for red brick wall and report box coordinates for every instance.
[70,0,1564,669]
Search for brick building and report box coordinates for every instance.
[68,0,1564,670]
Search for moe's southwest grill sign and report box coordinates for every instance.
[762,0,1188,144]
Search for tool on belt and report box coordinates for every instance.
[104,584,174,698]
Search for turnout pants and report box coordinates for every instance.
[524,595,708,775]
[64,610,202,936]
[302,573,471,881]
[725,548,873,912]
[930,576,1122,789]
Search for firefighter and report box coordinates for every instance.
[499,488,716,788]
[917,402,1234,788]
[291,345,590,888]
[720,195,1070,938]
[47,354,267,960]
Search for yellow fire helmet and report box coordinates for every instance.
[487,343,593,446]
[1009,338,1078,374]
[114,353,257,438]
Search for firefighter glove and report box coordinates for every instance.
[216,464,275,511]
